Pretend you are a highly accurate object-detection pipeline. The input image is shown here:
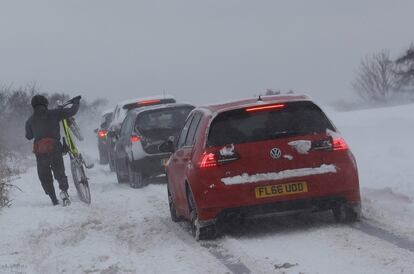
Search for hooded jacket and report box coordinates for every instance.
[25,102,80,142]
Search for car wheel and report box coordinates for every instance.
[99,148,109,165]
[115,160,128,183]
[332,204,359,223]
[188,189,217,240]
[108,151,115,172]
[128,162,145,188]
[168,185,182,222]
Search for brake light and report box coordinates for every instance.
[130,135,141,143]
[199,150,240,168]
[332,137,348,151]
[137,99,161,106]
[199,153,217,168]
[98,130,107,139]
[245,104,285,112]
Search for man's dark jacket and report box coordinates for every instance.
[25,102,80,142]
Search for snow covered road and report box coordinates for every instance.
[1,164,413,274]
[1,103,414,274]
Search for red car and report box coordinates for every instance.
[161,95,361,240]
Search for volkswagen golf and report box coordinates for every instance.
[161,95,361,240]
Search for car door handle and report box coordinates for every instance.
[182,157,189,162]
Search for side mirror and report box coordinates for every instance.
[94,128,99,134]
[159,140,175,153]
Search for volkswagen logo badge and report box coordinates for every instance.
[270,148,281,159]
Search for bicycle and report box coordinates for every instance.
[60,96,92,205]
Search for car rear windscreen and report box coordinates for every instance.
[207,101,335,147]
[100,113,113,128]
[136,107,193,133]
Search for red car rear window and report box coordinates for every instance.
[207,101,335,147]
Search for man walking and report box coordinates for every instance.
[25,95,81,205]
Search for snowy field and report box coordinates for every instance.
[1,103,414,274]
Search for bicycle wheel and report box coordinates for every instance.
[68,117,84,141]
[70,158,91,204]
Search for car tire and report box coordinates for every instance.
[333,204,359,223]
[108,152,115,172]
[188,189,217,240]
[128,162,145,188]
[99,148,109,165]
[168,185,182,222]
[115,160,128,183]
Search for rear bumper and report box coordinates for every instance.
[198,196,361,226]
[131,154,170,177]
[98,140,108,152]
[193,174,361,221]
[217,196,360,220]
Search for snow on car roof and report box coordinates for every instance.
[199,94,312,115]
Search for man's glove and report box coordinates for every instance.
[70,95,82,104]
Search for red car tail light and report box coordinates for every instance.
[199,150,240,168]
[130,135,141,143]
[311,136,349,152]
[137,99,161,106]
[98,129,108,139]
[245,104,285,112]
[200,153,217,168]
[332,137,348,151]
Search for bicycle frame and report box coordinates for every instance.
[59,97,92,204]
[62,119,79,158]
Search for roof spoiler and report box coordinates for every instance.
[122,98,176,110]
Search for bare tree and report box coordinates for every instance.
[352,50,399,101]
[395,44,414,93]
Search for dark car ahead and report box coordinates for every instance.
[114,103,194,188]
[161,95,361,240]
[106,95,176,171]
[95,110,113,164]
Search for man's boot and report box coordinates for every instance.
[60,190,71,206]
[49,192,59,206]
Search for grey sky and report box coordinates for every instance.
[1,0,413,107]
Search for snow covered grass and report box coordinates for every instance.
[327,104,414,237]
[0,150,25,209]
[0,163,228,273]
[0,179,9,208]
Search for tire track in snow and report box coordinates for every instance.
[200,242,251,274]
[351,219,414,253]
[146,194,252,274]
[142,184,414,273]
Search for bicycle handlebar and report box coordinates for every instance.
[59,95,82,108]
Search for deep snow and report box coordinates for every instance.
[1,103,414,274]
[326,104,414,239]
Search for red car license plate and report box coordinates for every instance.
[255,182,308,199]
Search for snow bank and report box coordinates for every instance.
[327,103,414,237]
